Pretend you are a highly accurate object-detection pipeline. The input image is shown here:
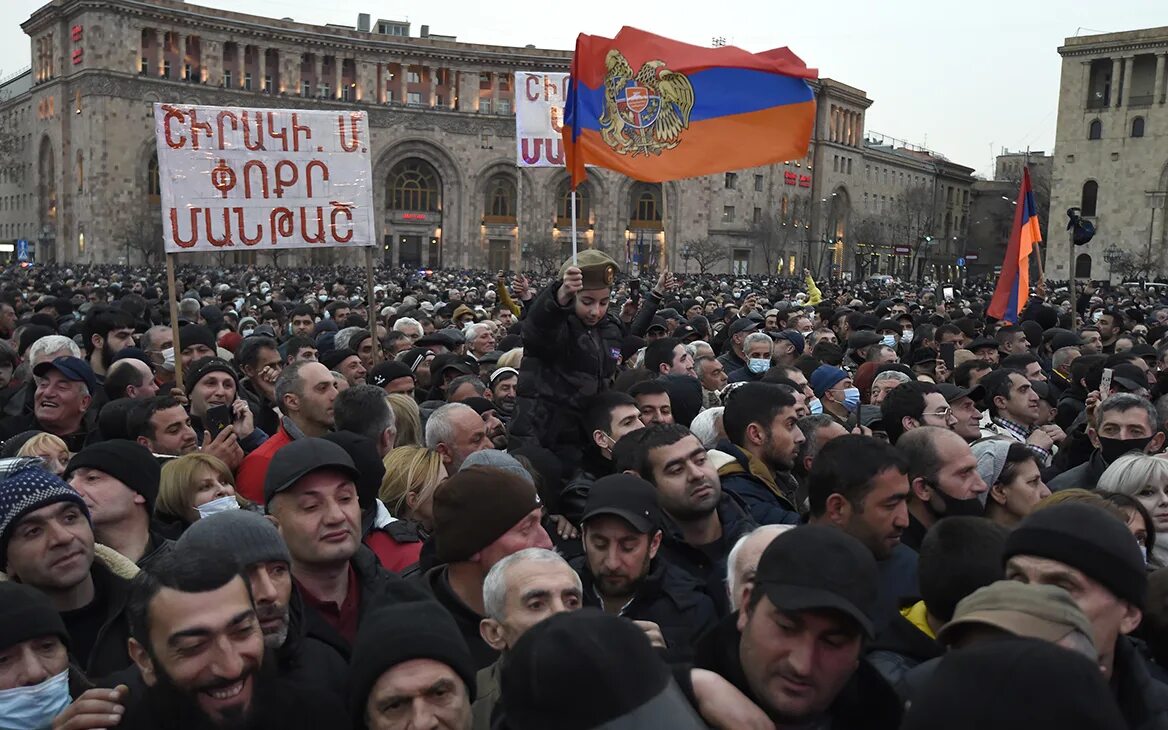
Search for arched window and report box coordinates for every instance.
[1132,117,1145,138]
[147,153,160,198]
[1088,119,1102,140]
[387,158,440,212]
[1075,253,1093,279]
[629,183,661,228]
[1081,180,1099,217]
[483,174,516,222]
[556,180,591,225]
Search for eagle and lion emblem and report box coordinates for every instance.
[599,50,695,157]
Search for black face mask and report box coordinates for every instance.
[1099,435,1156,464]
[926,481,985,519]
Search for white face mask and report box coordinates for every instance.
[0,669,70,730]
[161,346,176,372]
[901,330,914,344]
[195,495,239,519]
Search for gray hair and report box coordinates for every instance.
[27,334,82,365]
[726,525,794,611]
[334,326,364,352]
[1096,393,1158,432]
[425,402,477,449]
[483,548,578,621]
[274,359,316,413]
[334,384,395,442]
[1097,452,1168,497]
[463,322,492,341]
[179,298,201,319]
[743,332,773,352]
[393,317,422,334]
[690,406,724,448]
[872,370,912,387]
[1052,346,1081,372]
[445,374,488,401]
[795,414,842,475]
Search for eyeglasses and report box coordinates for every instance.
[923,407,954,419]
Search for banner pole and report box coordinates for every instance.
[659,184,668,273]
[165,252,184,391]
[364,247,380,366]
[571,189,578,265]
[1069,227,1078,331]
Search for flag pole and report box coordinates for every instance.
[571,189,578,265]
[660,184,668,273]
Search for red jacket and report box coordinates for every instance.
[235,424,293,504]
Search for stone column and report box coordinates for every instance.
[448,68,457,109]
[429,66,438,106]
[202,37,220,86]
[257,47,266,91]
[153,29,164,77]
[312,53,322,96]
[398,62,408,104]
[376,63,384,104]
[1121,55,1135,108]
[1156,53,1167,104]
[172,32,184,79]
[1112,57,1124,107]
[332,56,341,99]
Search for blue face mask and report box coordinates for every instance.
[881,334,898,348]
[839,386,862,413]
[0,670,70,730]
[747,358,771,375]
[808,397,823,415]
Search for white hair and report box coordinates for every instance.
[27,334,82,365]
[690,407,724,449]
[334,326,364,352]
[727,524,796,611]
[872,370,912,386]
[393,317,422,334]
[463,322,492,341]
[482,548,578,621]
[743,332,774,352]
[424,402,477,449]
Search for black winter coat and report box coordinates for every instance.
[658,494,756,618]
[508,280,624,475]
[572,556,719,663]
[1113,635,1168,730]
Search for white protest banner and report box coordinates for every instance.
[153,104,375,254]
[515,71,568,167]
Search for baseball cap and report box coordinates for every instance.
[774,330,805,353]
[754,525,879,638]
[937,581,1095,648]
[935,382,985,405]
[728,317,762,336]
[264,437,360,506]
[580,474,660,533]
[646,317,667,333]
[368,361,414,388]
[33,356,97,395]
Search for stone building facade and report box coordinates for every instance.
[1051,26,1168,282]
[0,0,977,277]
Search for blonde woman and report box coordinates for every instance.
[496,347,523,370]
[155,453,250,533]
[387,393,423,447]
[380,445,446,532]
[1098,452,1168,567]
[16,432,70,476]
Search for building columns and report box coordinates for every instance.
[1112,57,1125,107]
[1156,53,1167,104]
[429,66,438,106]
[332,56,341,99]
[152,29,164,77]
[257,47,266,91]
[1121,55,1135,108]
[312,53,322,96]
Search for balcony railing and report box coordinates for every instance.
[1128,94,1154,108]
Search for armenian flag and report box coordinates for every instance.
[988,167,1043,324]
[563,27,817,187]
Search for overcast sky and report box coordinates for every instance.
[4,0,1167,177]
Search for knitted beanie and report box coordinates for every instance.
[1005,502,1147,606]
[348,604,476,728]
[433,467,542,563]
[459,450,533,485]
[184,356,238,396]
[177,509,290,568]
[0,582,69,651]
[0,466,90,568]
[65,440,162,515]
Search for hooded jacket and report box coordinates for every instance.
[695,612,902,730]
[571,556,719,663]
[49,544,139,681]
[658,493,756,618]
[716,440,801,526]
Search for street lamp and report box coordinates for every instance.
[681,244,693,274]
[1103,243,1123,282]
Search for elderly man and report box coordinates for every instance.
[425,402,493,472]
[0,582,76,728]
[264,438,430,653]
[236,335,285,437]
[103,357,159,402]
[810,364,860,428]
[422,467,553,669]
[0,356,97,450]
[726,524,793,611]
[465,322,497,360]
[322,348,367,387]
[727,332,775,383]
[898,427,988,552]
[870,370,911,407]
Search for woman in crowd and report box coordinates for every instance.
[155,453,250,534]
[1099,491,1158,567]
[387,392,423,447]
[16,431,71,476]
[975,440,1051,529]
[379,445,445,534]
[1098,452,1168,567]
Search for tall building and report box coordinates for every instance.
[1050,26,1168,282]
[965,149,1052,279]
[0,0,977,277]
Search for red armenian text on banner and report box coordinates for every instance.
[153,103,376,254]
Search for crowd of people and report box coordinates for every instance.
[3,254,1168,729]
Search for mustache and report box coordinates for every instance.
[253,604,287,623]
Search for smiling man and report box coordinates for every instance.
[120,548,342,730]
[694,526,902,729]
[0,356,97,451]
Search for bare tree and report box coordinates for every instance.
[850,215,886,279]
[747,209,798,274]
[120,208,164,265]
[681,237,729,274]
[0,109,22,184]
[523,239,563,276]
[891,185,937,280]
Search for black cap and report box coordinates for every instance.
[935,382,985,405]
[754,526,880,638]
[647,317,668,333]
[264,437,360,506]
[183,356,237,395]
[581,474,660,533]
[968,336,998,352]
[912,347,939,366]
[848,331,882,350]
[368,360,414,388]
[728,317,762,336]
[431,353,476,378]
[398,347,433,373]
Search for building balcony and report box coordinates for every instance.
[1086,97,1110,110]
[1128,94,1154,108]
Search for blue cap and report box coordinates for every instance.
[809,364,848,397]
[33,356,97,396]
[774,330,805,354]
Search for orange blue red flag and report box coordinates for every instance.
[988,167,1043,324]
[562,27,817,187]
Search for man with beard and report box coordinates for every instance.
[573,474,717,662]
[462,397,508,450]
[488,368,518,420]
[694,527,902,730]
[322,348,367,388]
[398,347,435,401]
[717,384,804,525]
[613,424,757,617]
[561,392,646,524]
[82,306,136,380]
[176,510,347,703]
[424,403,493,473]
[119,548,342,730]
[897,427,988,552]
[807,435,917,633]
